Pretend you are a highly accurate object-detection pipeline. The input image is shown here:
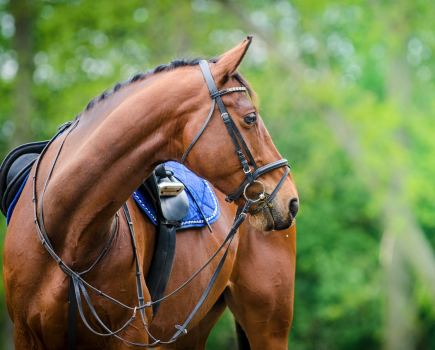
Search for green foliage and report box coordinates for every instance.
[1,0,435,349]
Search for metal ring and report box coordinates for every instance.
[243,180,266,203]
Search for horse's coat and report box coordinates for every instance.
[3,37,298,349]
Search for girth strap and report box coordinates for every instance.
[146,220,177,318]
[68,277,76,350]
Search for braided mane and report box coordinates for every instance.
[80,56,256,116]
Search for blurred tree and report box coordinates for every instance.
[9,0,33,148]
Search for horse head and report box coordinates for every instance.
[178,37,299,232]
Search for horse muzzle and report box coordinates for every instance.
[249,196,298,232]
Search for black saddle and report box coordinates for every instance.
[140,164,189,224]
[0,140,49,216]
[140,164,189,316]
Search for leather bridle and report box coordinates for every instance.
[31,60,292,348]
[181,60,290,209]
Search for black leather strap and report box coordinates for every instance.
[68,277,76,350]
[225,159,289,203]
[220,113,254,183]
[122,204,147,328]
[146,220,176,318]
[198,60,257,181]
[170,199,252,341]
[197,60,257,172]
[184,60,289,204]
[250,166,290,215]
[180,99,216,164]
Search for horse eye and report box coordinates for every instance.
[243,113,257,125]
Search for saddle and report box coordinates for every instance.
[139,164,189,316]
[0,140,190,317]
[0,140,49,217]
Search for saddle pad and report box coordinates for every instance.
[133,161,220,229]
[6,172,30,226]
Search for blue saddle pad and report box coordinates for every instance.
[133,161,219,230]
[6,172,30,226]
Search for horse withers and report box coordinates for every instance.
[3,36,298,349]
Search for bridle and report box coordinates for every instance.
[181,60,290,209]
[31,60,292,348]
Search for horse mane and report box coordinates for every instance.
[79,56,257,118]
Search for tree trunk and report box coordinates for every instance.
[9,0,34,148]
[3,0,35,347]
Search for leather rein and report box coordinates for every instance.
[31,60,290,348]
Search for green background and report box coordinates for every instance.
[1,0,435,349]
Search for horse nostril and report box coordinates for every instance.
[289,199,299,218]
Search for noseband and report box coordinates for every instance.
[181,60,290,210]
[30,60,293,348]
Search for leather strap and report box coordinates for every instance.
[250,166,290,215]
[146,220,176,318]
[198,60,258,177]
[68,277,76,350]
[180,99,216,164]
[122,204,147,327]
[182,60,289,203]
[170,199,252,341]
[225,159,289,203]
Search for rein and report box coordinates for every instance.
[32,60,291,348]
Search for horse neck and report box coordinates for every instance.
[39,71,187,257]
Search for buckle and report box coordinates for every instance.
[175,325,187,334]
[158,182,184,196]
[243,167,252,175]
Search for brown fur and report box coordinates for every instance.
[4,37,298,349]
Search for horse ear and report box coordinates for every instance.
[210,36,252,84]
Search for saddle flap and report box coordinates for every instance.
[142,164,189,223]
[160,190,189,222]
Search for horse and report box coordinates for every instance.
[3,36,298,349]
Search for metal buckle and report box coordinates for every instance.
[243,167,252,175]
[243,180,266,202]
[158,182,184,196]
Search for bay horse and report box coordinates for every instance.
[3,37,298,349]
